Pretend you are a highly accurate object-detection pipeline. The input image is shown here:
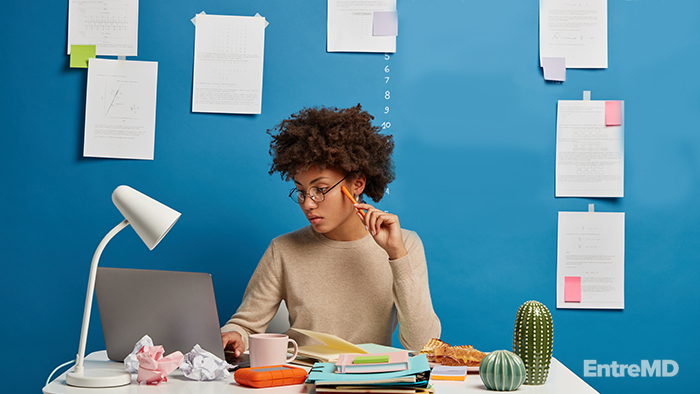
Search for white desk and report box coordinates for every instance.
[44,351,598,394]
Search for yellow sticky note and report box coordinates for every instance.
[70,45,96,68]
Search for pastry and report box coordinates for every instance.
[419,338,450,362]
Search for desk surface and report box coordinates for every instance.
[44,351,598,394]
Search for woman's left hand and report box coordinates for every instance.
[354,203,408,260]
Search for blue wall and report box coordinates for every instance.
[1,1,698,393]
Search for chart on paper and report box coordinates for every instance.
[101,82,144,120]
[84,59,158,160]
[67,0,138,55]
[192,14,266,114]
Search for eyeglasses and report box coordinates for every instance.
[289,175,348,204]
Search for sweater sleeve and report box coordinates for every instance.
[221,241,285,350]
[389,231,441,351]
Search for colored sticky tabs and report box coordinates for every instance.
[373,11,398,36]
[431,366,468,381]
[353,355,390,364]
[542,57,566,82]
[605,101,622,126]
[70,45,96,68]
[565,276,582,302]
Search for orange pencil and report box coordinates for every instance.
[341,186,366,218]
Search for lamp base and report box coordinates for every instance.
[66,369,132,388]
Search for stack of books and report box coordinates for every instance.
[306,351,433,394]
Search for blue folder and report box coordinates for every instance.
[306,353,431,387]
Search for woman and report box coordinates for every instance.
[221,104,440,357]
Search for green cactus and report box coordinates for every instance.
[513,300,553,385]
[479,350,526,391]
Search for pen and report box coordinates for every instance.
[340,186,366,218]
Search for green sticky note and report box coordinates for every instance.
[353,355,389,364]
[70,45,96,68]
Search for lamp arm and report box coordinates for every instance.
[73,219,129,375]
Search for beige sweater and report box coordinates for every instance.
[221,226,441,352]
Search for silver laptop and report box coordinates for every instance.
[95,267,226,362]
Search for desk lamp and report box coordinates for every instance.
[66,185,181,388]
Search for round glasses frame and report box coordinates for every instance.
[289,175,348,204]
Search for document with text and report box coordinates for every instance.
[192,14,267,115]
[557,210,624,309]
[84,58,158,160]
[539,0,607,68]
[327,0,396,53]
[67,0,139,56]
[555,100,624,197]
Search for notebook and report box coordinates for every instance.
[290,328,406,364]
[95,267,226,362]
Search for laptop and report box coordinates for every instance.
[95,267,226,362]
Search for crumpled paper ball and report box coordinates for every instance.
[180,344,232,381]
[124,335,154,373]
[136,345,184,385]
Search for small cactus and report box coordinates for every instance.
[479,350,526,391]
[513,300,553,385]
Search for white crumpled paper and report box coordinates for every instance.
[124,335,154,373]
[180,344,232,381]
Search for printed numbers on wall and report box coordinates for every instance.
[382,54,391,130]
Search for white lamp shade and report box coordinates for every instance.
[111,185,181,250]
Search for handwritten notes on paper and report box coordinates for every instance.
[555,99,624,198]
[192,14,267,115]
[539,0,608,69]
[67,0,139,56]
[328,0,397,53]
[557,210,625,309]
[84,58,158,160]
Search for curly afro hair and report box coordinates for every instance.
[268,104,395,202]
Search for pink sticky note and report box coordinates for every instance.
[542,57,566,82]
[605,101,622,126]
[373,11,398,36]
[565,276,582,303]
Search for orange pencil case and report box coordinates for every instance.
[234,365,308,388]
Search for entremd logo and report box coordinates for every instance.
[584,360,679,377]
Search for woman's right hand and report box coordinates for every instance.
[221,331,245,358]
